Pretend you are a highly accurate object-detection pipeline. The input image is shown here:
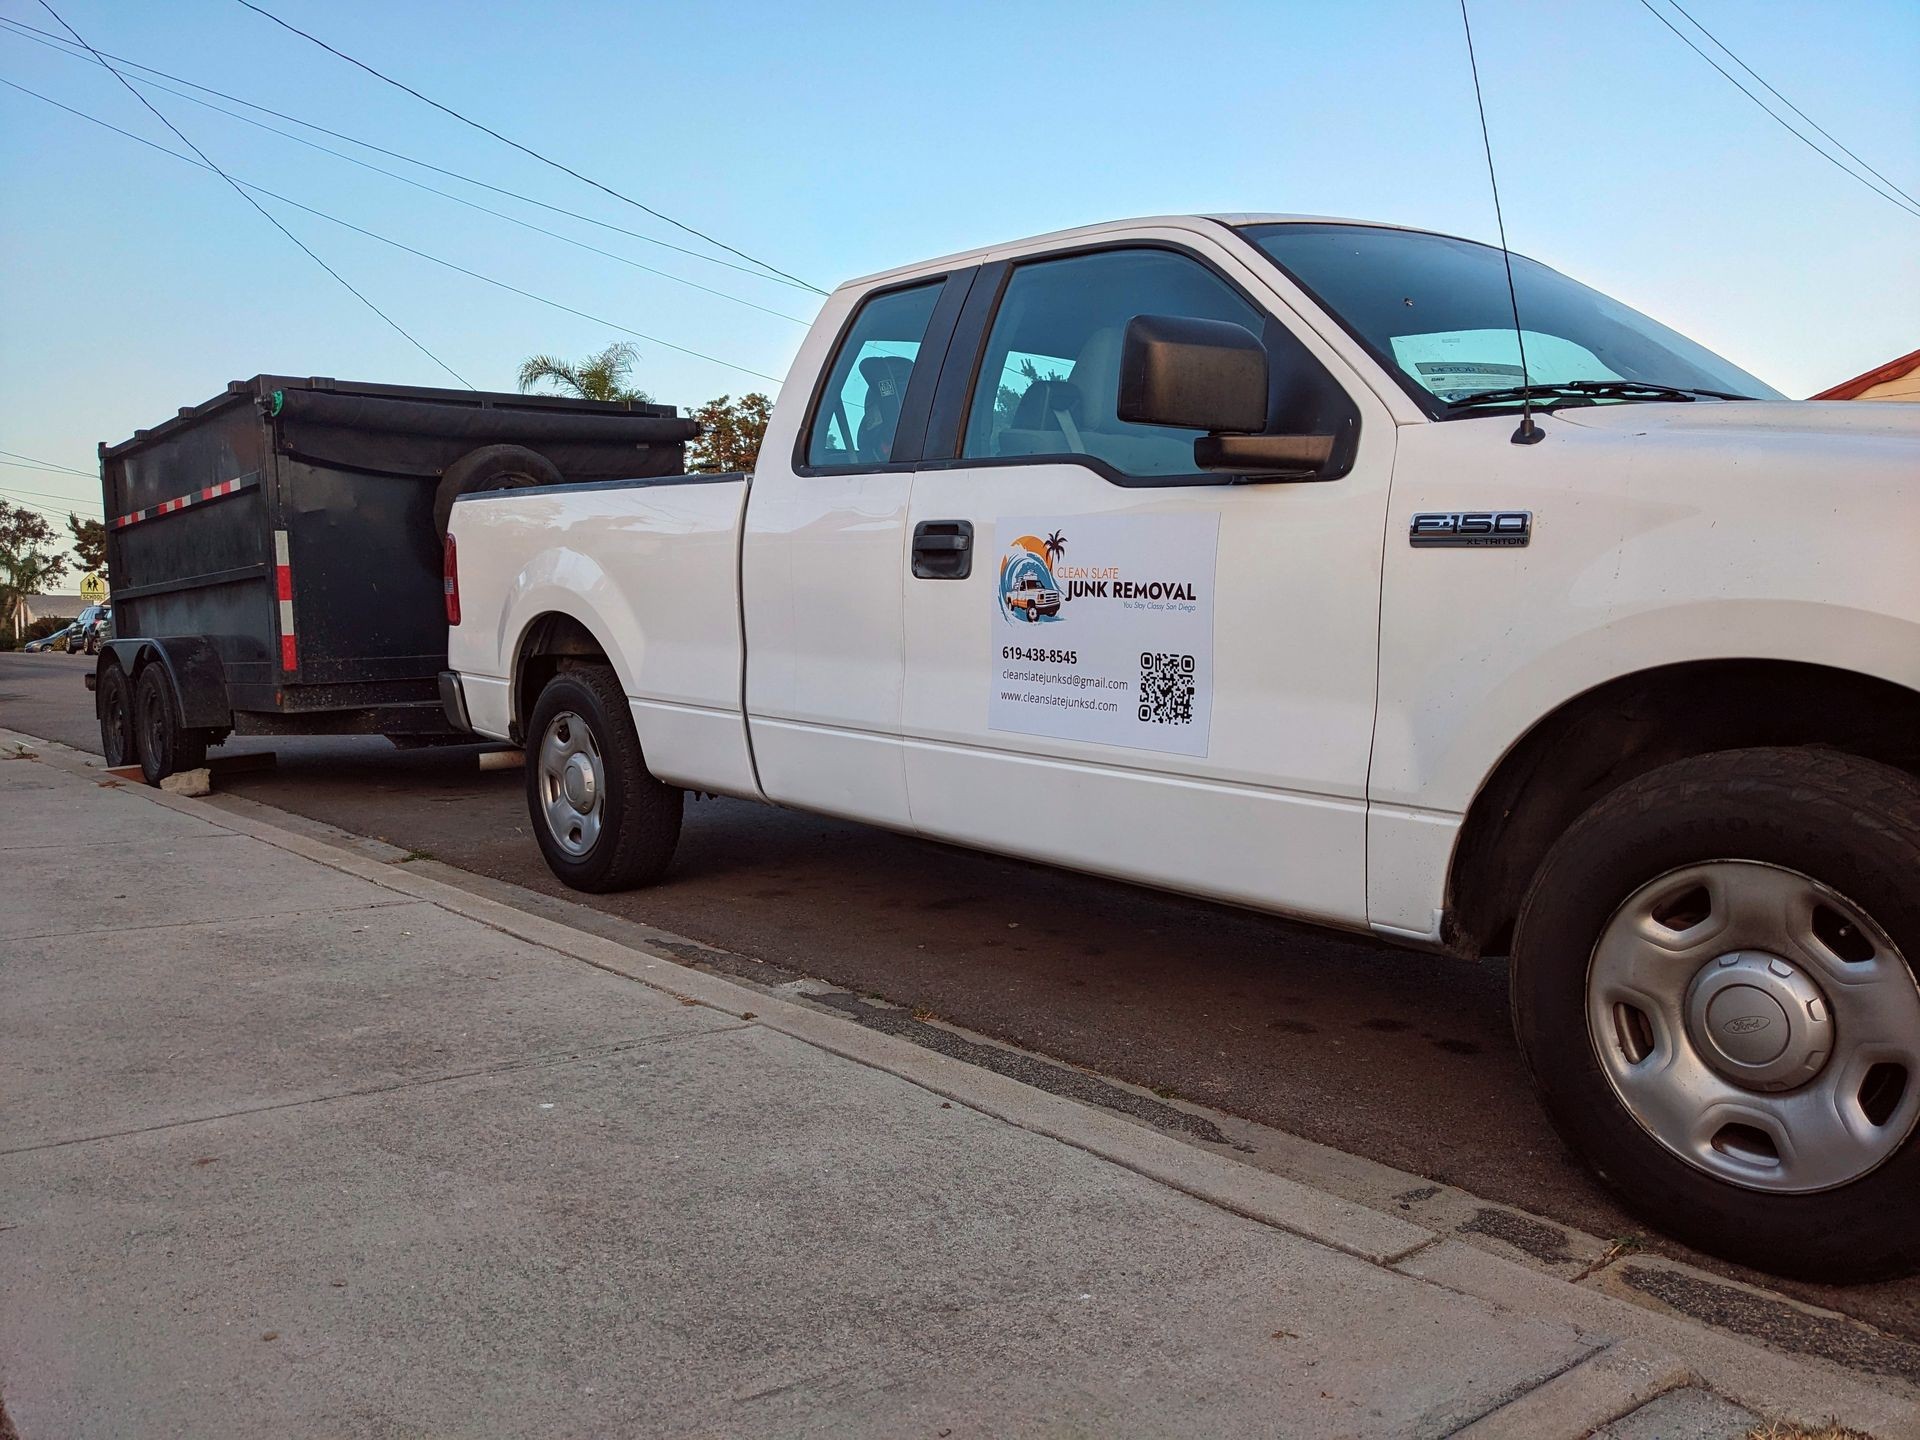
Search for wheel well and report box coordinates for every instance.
[513,613,611,739]
[1447,660,1920,957]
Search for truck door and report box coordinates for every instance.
[901,235,1396,925]
[741,271,972,828]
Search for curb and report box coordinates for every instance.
[8,729,1918,1438]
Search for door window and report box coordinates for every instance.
[805,281,943,468]
[960,249,1268,478]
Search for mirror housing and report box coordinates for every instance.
[1117,314,1268,434]
[1117,313,1339,480]
[1194,433,1336,474]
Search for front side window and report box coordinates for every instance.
[1245,222,1782,412]
[961,249,1269,478]
[805,281,943,468]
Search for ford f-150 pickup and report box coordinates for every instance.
[443,214,1920,1282]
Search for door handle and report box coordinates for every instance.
[911,520,973,580]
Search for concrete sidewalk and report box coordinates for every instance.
[0,738,1913,1439]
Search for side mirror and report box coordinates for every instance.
[1118,314,1268,434]
[1117,313,1340,480]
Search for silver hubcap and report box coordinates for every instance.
[1588,861,1920,1193]
[536,711,603,858]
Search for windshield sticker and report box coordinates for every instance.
[1391,329,1620,402]
[988,512,1218,758]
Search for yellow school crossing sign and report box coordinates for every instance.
[80,573,108,603]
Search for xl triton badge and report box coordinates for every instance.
[1409,511,1532,548]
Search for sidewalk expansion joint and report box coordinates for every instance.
[4,897,424,945]
[0,1025,749,1158]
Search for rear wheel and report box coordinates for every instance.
[1512,747,1920,1281]
[132,664,207,786]
[97,663,135,767]
[524,664,681,892]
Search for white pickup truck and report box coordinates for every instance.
[443,214,1920,1282]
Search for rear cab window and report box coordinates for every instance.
[804,281,944,468]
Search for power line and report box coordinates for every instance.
[0,17,820,294]
[0,475,94,504]
[1660,0,1919,213]
[34,1,477,387]
[234,0,827,295]
[1635,0,1920,221]
[1,77,785,386]
[0,487,98,518]
[0,450,95,478]
[0,19,812,319]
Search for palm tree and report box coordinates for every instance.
[516,342,651,403]
[1044,530,1067,569]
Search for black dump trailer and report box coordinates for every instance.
[94,374,698,782]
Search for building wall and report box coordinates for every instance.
[1855,371,1920,403]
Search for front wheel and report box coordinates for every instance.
[524,664,682,892]
[1513,747,1920,1282]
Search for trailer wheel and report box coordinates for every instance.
[132,663,207,786]
[97,662,136,768]
[433,444,564,540]
[525,664,682,892]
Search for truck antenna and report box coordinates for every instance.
[1459,0,1543,445]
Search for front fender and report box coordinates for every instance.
[1376,598,1920,816]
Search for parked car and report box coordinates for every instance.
[23,621,82,653]
[442,213,1920,1284]
[72,604,110,655]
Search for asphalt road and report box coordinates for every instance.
[4,649,1914,1348]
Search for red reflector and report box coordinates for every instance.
[443,532,461,626]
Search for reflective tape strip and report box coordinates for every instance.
[274,530,296,672]
[108,472,258,531]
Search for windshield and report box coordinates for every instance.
[1243,223,1782,413]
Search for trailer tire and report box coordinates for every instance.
[524,664,682,892]
[433,444,564,540]
[132,663,207,785]
[97,662,136,768]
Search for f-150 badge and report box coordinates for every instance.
[1409,511,1532,548]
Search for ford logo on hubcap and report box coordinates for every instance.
[1723,1014,1772,1036]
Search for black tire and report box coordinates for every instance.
[1512,747,1920,1282]
[132,663,207,786]
[432,444,563,540]
[97,662,136,768]
[523,664,682,892]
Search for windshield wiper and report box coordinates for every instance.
[1445,380,1757,412]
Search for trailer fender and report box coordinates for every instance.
[100,637,232,731]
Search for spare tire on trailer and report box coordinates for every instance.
[433,444,564,540]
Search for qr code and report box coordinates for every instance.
[1138,651,1196,724]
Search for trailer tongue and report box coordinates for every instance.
[94,374,697,782]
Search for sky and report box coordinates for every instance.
[1,0,1915,557]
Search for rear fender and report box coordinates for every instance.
[503,583,643,735]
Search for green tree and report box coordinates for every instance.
[1,500,69,640]
[68,512,107,573]
[686,393,772,473]
[516,341,651,403]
